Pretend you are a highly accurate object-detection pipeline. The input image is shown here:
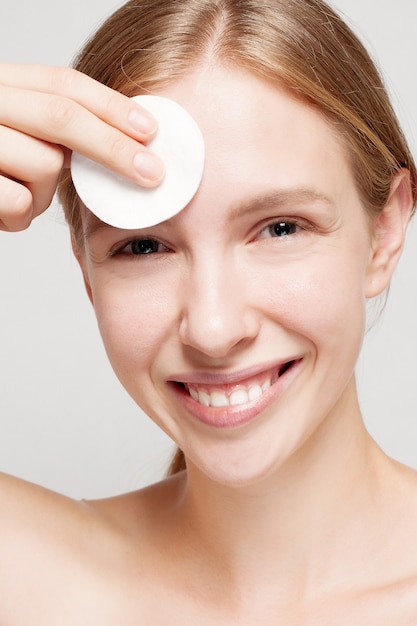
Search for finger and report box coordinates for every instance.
[0,64,157,142]
[0,125,63,220]
[0,175,33,232]
[0,84,165,187]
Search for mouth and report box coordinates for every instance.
[175,360,297,409]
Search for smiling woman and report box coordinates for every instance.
[1,0,417,623]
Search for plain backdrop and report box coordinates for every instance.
[0,1,416,499]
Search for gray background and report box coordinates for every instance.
[0,1,416,499]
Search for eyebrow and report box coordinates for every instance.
[82,187,335,241]
[227,188,334,222]
[83,214,112,241]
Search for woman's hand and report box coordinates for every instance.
[0,64,165,231]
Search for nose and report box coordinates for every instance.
[178,255,260,360]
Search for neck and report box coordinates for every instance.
[173,377,392,604]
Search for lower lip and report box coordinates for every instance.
[169,359,302,430]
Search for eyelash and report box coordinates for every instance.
[113,238,170,257]
[111,219,308,259]
[255,218,310,242]
[257,220,298,239]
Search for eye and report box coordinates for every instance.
[257,221,299,239]
[116,238,169,256]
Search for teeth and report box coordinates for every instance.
[198,390,210,407]
[229,389,250,406]
[248,384,263,401]
[210,391,229,408]
[189,388,199,402]
[262,379,271,392]
[183,362,295,408]
[186,378,274,409]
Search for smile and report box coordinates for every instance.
[181,361,294,409]
[170,359,302,429]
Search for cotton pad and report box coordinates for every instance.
[71,95,205,229]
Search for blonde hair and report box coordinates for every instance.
[58,0,417,475]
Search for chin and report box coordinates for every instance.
[186,439,297,490]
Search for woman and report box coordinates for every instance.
[1,0,417,622]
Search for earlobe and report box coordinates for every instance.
[70,232,94,305]
[365,169,414,298]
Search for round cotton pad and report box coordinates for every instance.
[71,95,205,229]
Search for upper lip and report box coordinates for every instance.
[168,358,301,386]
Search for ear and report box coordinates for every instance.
[70,231,94,305]
[365,169,413,298]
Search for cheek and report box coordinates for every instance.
[257,252,368,350]
[89,274,178,382]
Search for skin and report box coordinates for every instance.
[0,64,165,231]
[0,63,417,624]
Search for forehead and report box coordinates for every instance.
[150,64,357,210]
[80,64,364,240]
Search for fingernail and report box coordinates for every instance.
[129,107,157,135]
[134,152,165,183]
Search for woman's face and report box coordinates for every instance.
[79,65,381,485]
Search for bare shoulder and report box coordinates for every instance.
[374,460,417,617]
[0,470,89,538]
[0,471,104,574]
[0,474,177,626]
[0,468,185,567]
[83,470,186,540]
